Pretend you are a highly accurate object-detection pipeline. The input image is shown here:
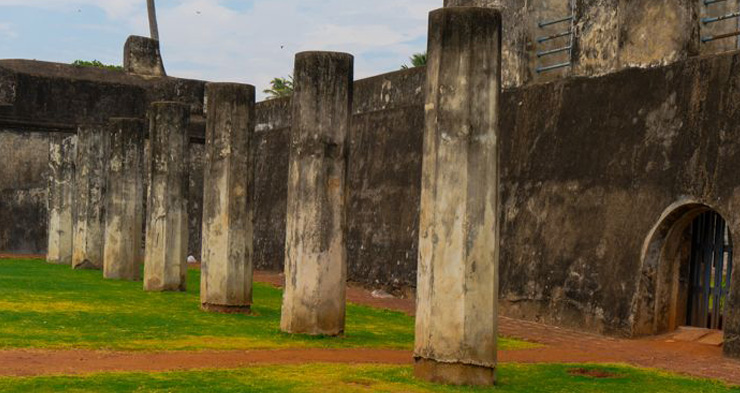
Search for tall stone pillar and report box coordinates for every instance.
[103,118,145,281]
[280,52,353,336]
[72,124,109,270]
[144,102,191,291]
[47,134,77,265]
[445,0,530,88]
[200,83,255,313]
[414,7,502,386]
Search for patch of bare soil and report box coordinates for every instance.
[567,368,622,379]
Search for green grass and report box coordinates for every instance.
[0,258,533,351]
[0,363,736,392]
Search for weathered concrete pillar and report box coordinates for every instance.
[414,7,501,386]
[280,52,353,336]
[124,35,166,77]
[103,118,145,281]
[72,124,109,270]
[144,102,190,291]
[445,0,530,88]
[47,134,76,265]
[200,83,255,313]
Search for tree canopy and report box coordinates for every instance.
[263,76,294,99]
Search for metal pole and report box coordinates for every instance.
[147,0,160,41]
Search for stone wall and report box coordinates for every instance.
[0,129,53,253]
[251,67,426,293]
[498,50,740,340]
[444,0,736,87]
[0,59,207,257]
[250,49,740,346]
[253,97,291,271]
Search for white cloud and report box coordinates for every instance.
[0,23,17,39]
[0,0,140,18]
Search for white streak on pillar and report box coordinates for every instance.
[414,6,502,387]
[200,83,255,314]
[280,51,354,336]
[144,102,191,292]
[103,118,145,281]
[72,124,109,270]
[47,134,76,265]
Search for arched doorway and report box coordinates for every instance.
[633,203,734,337]
[686,211,733,330]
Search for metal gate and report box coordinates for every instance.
[687,211,734,330]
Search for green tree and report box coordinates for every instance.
[263,76,294,99]
[72,60,123,71]
[401,52,427,70]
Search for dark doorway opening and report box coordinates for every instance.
[634,204,736,338]
[686,211,734,330]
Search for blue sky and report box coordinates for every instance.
[0,0,439,99]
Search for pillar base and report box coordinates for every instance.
[73,260,102,270]
[414,358,495,386]
[281,326,344,337]
[144,280,187,292]
[724,335,739,359]
[201,303,252,315]
[104,272,141,282]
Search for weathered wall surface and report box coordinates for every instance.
[0,129,51,253]
[253,97,291,271]
[187,143,205,259]
[251,50,740,345]
[347,68,425,289]
[0,60,207,256]
[251,67,425,292]
[499,51,740,339]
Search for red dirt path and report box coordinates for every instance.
[1,258,739,384]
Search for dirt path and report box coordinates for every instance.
[1,340,739,384]
[1,261,739,384]
[0,349,412,377]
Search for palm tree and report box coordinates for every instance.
[263,76,294,99]
[401,52,427,70]
[147,0,160,41]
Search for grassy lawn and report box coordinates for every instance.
[0,258,533,351]
[0,363,737,392]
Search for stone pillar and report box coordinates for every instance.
[445,0,530,88]
[124,35,166,77]
[72,124,109,270]
[414,7,501,386]
[200,83,255,313]
[144,102,191,291]
[280,52,353,336]
[47,134,76,265]
[103,118,145,281]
